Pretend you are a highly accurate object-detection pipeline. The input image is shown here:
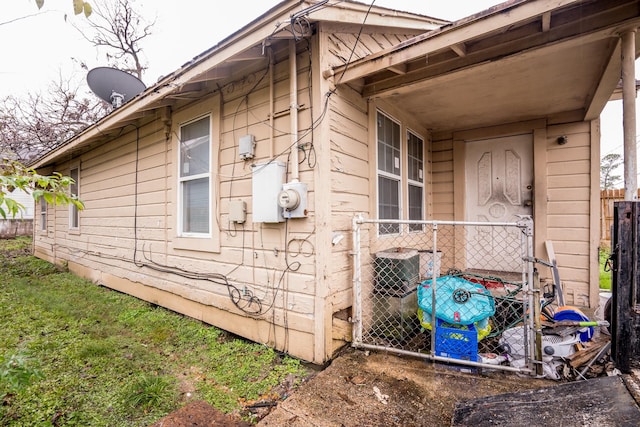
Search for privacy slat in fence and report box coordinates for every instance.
[600,189,640,243]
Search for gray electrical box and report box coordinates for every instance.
[229,199,246,223]
[239,134,256,160]
[252,162,285,223]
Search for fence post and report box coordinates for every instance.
[352,214,363,345]
[430,222,439,356]
[517,216,541,376]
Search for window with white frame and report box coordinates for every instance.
[69,166,79,229]
[376,111,401,235]
[40,198,47,231]
[178,116,211,236]
[407,130,424,231]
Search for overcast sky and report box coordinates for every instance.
[0,1,504,93]
[0,0,633,158]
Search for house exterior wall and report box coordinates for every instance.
[31,19,438,364]
[545,121,600,308]
[30,10,603,367]
[431,120,599,309]
[34,43,322,363]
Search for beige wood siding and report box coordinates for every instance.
[326,84,369,319]
[431,136,455,220]
[320,24,374,355]
[33,38,324,363]
[546,122,595,307]
[325,24,426,69]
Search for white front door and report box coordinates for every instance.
[464,134,533,272]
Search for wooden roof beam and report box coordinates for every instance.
[542,11,551,32]
[387,63,407,75]
[362,27,622,99]
[450,42,467,57]
[189,66,234,83]
[322,0,587,83]
[585,38,622,120]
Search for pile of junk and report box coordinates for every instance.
[415,262,613,381]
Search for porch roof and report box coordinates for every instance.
[324,0,640,133]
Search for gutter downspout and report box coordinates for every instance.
[289,39,300,182]
[269,45,275,159]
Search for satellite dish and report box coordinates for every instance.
[87,67,146,108]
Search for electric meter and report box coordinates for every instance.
[277,188,300,210]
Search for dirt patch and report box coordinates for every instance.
[149,400,252,427]
[152,347,561,426]
[258,348,554,426]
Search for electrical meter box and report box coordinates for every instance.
[278,181,308,219]
[252,162,285,223]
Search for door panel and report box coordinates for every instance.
[465,134,533,272]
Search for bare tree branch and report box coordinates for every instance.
[1,0,152,165]
[74,0,154,79]
[0,73,109,164]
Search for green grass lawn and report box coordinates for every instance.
[0,237,312,426]
[599,248,612,291]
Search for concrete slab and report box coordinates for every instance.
[452,375,640,427]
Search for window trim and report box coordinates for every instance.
[177,114,212,239]
[170,94,221,254]
[407,128,425,232]
[40,198,47,232]
[376,110,402,236]
[374,108,428,236]
[69,165,80,232]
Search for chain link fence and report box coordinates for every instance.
[351,216,539,374]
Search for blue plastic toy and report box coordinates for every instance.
[418,275,495,325]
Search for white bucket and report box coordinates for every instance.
[419,250,442,279]
[596,291,612,321]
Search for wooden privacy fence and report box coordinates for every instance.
[601,189,640,243]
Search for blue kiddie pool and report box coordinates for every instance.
[418,275,495,325]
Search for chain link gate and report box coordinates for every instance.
[351,215,540,374]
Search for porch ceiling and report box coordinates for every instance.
[381,36,619,131]
[327,0,640,133]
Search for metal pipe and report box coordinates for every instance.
[579,342,611,379]
[289,39,300,182]
[354,343,532,374]
[269,46,274,159]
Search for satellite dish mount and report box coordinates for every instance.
[87,67,146,109]
[110,91,125,108]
